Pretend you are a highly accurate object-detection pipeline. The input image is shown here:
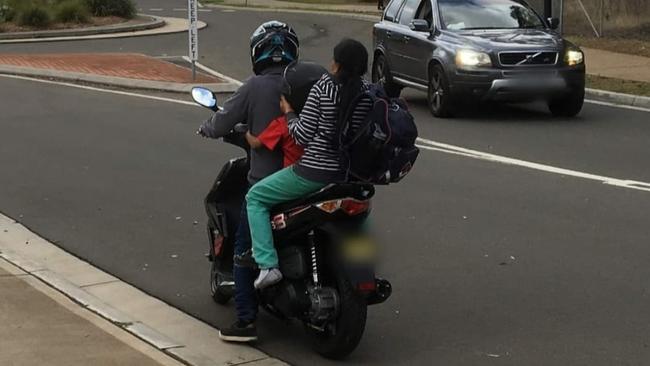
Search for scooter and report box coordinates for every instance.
[191,87,392,359]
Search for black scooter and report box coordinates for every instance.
[191,87,392,359]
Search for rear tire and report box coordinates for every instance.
[428,64,455,118]
[372,53,402,98]
[548,88,584,117]
[309,270,367,359]
[210,261,232,305]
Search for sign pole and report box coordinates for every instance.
[559,0,564,34]
[188,0,199,81]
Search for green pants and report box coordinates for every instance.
[246,166,326,269]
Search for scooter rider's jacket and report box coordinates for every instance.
[199,66,285,184]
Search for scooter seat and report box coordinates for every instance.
[271,183,374,215]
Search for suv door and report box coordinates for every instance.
[380,0,406,75]
[391,0,429,79]
[400,0,435,84]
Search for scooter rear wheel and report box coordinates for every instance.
[308,268,367,359]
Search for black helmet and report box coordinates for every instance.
[281,61,327,113]
[250,21,299,74]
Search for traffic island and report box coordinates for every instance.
[0,14,165,40]
[0,53,240,93]
[0,16,206,44]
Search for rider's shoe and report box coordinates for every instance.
[254,268,283,289]
[219,320,258,342]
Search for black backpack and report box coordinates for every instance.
[339,84,419,185]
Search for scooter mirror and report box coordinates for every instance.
[191,87,217,109]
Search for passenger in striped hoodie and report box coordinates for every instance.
[246,39,374,289]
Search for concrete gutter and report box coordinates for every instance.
[0,65,240,93]
[0,16,204,44]
[586,88,650,110]
[0,15,164,40]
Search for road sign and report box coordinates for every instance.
[188,0,199,80]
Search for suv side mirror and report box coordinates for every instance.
[547,17,560,30]
[410,19,430,33]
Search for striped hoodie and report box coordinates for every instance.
[287,73,373,183]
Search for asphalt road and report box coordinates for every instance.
[2,2,650,365]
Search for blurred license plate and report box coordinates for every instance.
[343,236,377,261]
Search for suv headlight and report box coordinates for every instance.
[565,48,584,66]
[455,49,492,68]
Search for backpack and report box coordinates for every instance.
[339,84,419,185]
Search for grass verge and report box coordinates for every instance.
[587,74,650,97]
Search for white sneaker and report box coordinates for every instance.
[254,268,283,289]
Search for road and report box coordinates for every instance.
[2,2,650,365]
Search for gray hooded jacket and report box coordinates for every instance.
[200,66,285,184]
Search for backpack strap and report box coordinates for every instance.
[337,91,375,150]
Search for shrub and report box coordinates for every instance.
[0,0,17,22]
[17,4,51,28]
[84,0,136,19]
[55,0,90,23]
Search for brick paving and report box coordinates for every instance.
[0,53,221,84]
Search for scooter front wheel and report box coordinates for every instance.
[210,261,233,305]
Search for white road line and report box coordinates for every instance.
[2,74,648,193]
[416,138,650,193]
[197,1,204,7]
[172,8,186,11]
[149,8,164,11]
[585,98,650,113]
[0,74,196,107]
[198,9,212,12]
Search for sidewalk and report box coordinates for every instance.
[583,47,650,83]
[0,259,181,366]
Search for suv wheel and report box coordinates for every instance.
[428,64,455,118]
[372,54,402,98]
[548,88,585,117]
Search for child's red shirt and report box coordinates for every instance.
[257,116,304,167]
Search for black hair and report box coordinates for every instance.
[333,38,368,124]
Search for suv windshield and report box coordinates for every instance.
[439,0,544,31]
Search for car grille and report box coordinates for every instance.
[499,51,558,66]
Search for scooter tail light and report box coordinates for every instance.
[358,281,377,292]
[340,199,370,216]
[315,199,370,216]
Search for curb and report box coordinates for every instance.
[0,213,289,366]
[209,4,380,21]
[0,14,164,40]
[0,16,205,44]
[586,88,650,110]
[0,65,240,93]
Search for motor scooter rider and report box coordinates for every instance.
[197,20,299,342]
